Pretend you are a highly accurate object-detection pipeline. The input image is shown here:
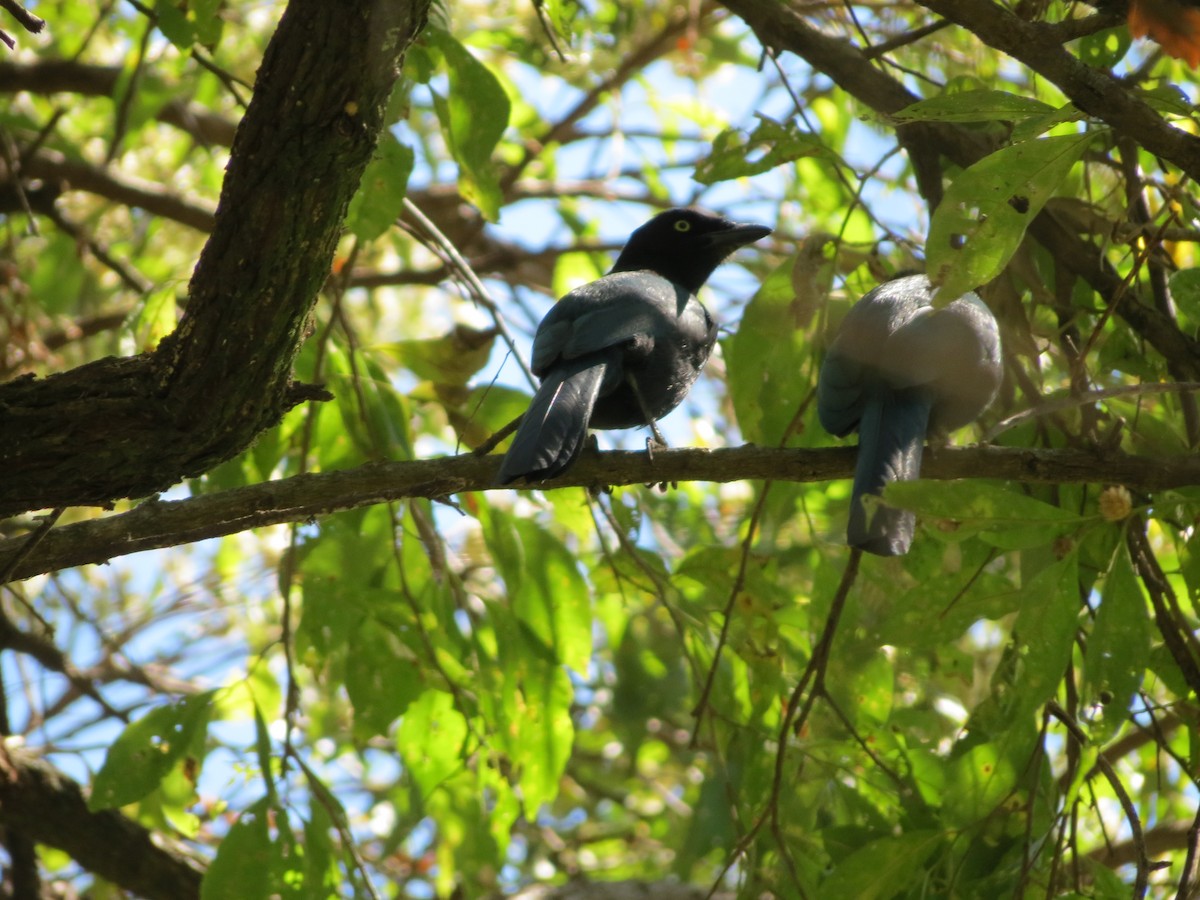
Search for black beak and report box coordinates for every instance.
[705,221,773,250]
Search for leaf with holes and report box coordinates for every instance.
[89,691,216,811]
[927,132,1096,305]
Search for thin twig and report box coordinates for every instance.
[107,19,152,163]
[1128,522,1200,697]
[531,0,567,61]
[862,18,950,59]
[473,413,522,457]
[1047,700,1151,899]
[706,548,862,899]
[984,382,1200,442]
[192,48,250,108]
[593,495,705,687]
[690,479,774,744]
[401,197,537,389]
[0,508,62,585]
[288,748,384,900]
[1176,805,1200,900]
[0,0,44,34]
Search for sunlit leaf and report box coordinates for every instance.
[486,509,591,674]
[345,618,426,736]
[346,135,415,240]
[820,830,942,899]
[695,116,830,185]
[1011,552,1081,721]
[201,798,272,900]
[1083,545,1151,739]
[725,256,811,445]
[892,90,1056,124]
[927,132,1096,304]
[943,742,1018,827]
[1078,26,1132,68]
[884,480,1084,530]
[90,691,216,811]
[397,690,468,797]
[425,27,510,220]
[381,324,497,388]
[155,0,222,48]
[127,286,178,351]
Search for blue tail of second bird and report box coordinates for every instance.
[848,390,933,556]
[496,358,608,484]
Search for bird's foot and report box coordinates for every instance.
[644,434,669,462]
[643,437,676,491]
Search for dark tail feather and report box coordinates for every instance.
[496,357,608,484]
[847,391,933,556]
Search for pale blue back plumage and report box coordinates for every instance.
[817,275,1002,555]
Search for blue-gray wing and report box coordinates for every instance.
[530,272,690,375]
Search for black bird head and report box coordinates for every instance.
[611,208,772,295]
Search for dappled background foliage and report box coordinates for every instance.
[2,0,1200,897]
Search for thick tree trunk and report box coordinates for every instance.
[0,0,430,518]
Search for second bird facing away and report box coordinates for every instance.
[497,208,771,484]
[817,275,1002,557]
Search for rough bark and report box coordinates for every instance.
[0,0,430,518]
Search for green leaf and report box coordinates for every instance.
[345,618,426,736]
[303,802,339,896]
[677,766,737,873]
[155,0,195,48]
[539,0,576,45]
[884,480,1083,534]
[695,116,829,185]
[1011,552,1080,721]
[325,346,414,460]
[1077,26,1132,69]
[154,0,222,48]
[90,691,215,811]
[1169,268,1200,332]
[1083,545,1150,740]
[612,613,691,736]
[346,135,415,240]
[927,132,1096,304]
[486,509,592,674]
[892,90,1055,124]
[201,797,272,900]
[425,28,510,220]
[503,660,573,816]
[725,256,811,445]
[820,830,942,899]
[478,755,521,857]
[943,742,1018,827]
[253,704,277,806]
[827,649,894,728]
[380,325,497,388]
[127,286,178,351]
[397,689,468,797]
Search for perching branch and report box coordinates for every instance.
[3,443,1199,583]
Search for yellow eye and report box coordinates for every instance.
[673,219,691,232]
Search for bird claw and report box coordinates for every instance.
[644,435,669,461]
